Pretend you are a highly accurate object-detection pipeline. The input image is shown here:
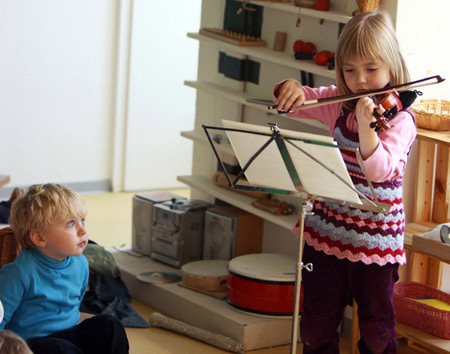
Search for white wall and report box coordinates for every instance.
[0,1,118,196]
[0,0,201,197]
[122,0,201,191]
[387,0,450,100]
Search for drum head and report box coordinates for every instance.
[182,260,228,292]
[228,253,296,282]
[181,260,228,279]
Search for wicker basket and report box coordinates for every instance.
[394,281,450,338]
[0,227,21,267]
[411,99,450,131]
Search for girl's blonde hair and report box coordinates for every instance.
[335,10,410,110]
[9,184,86,249]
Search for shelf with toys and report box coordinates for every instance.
[187,32,336,79]
[238,0,352,24]
[181,0,348,221]
[177,175,299,230]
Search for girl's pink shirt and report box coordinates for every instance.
[273,81,417,182]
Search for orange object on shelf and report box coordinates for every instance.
[315,0,329,11]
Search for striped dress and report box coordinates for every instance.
[299,108,410,266]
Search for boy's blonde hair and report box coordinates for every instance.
[9,184,86,249]
[335,10,410,110]
[0,330,33,354]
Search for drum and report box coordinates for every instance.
[227,253,301,316]
[181,260,228,292]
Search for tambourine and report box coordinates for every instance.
[181,259,228,292]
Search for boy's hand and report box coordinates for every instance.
[274,79,306,113]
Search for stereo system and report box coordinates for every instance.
[131,191,186,255]
[150,199,211,268]
[132,193,264,268]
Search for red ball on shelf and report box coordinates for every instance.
[316,0,330,11]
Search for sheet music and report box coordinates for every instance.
[222,120,361,205]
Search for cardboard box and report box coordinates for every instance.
[112,249,298,351]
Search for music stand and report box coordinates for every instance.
[203,120,392,354]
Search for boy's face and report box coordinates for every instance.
[34,216,88,261]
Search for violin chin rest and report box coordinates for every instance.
[399,90,418,109]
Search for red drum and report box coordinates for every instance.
[227,253,303,316]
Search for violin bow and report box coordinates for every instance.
[268,75,445,112]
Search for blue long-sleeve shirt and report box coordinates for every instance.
[0,248,89,339]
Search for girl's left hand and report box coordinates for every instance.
[355,97,382,129]
[356,97,383,159]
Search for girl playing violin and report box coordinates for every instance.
[274,11,416,354]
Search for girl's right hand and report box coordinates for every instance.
[274,79,306,112]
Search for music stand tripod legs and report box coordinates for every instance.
[290,200,314,354]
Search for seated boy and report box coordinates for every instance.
[0,183,129,354]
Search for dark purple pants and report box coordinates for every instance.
[300,245,399,354]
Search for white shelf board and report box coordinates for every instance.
[184,80,328,132]
[187,32,336,79]
[243,1,352,23]
[177,175,298,230]
[180,130,236,157]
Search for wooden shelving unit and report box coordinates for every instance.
[184,80,328,132]
[177,175,298,230]
[188,32,336,79]
[181,130,235,156]
[396,322,450,354]
[396,128,450,353]
[240,0,352,23]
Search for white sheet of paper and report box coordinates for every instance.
[222,120,361,205]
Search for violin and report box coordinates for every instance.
[370,89,422,131]
[268,75,445,131]
[370,91,404,132]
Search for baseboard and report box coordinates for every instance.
[0,179,112,199]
